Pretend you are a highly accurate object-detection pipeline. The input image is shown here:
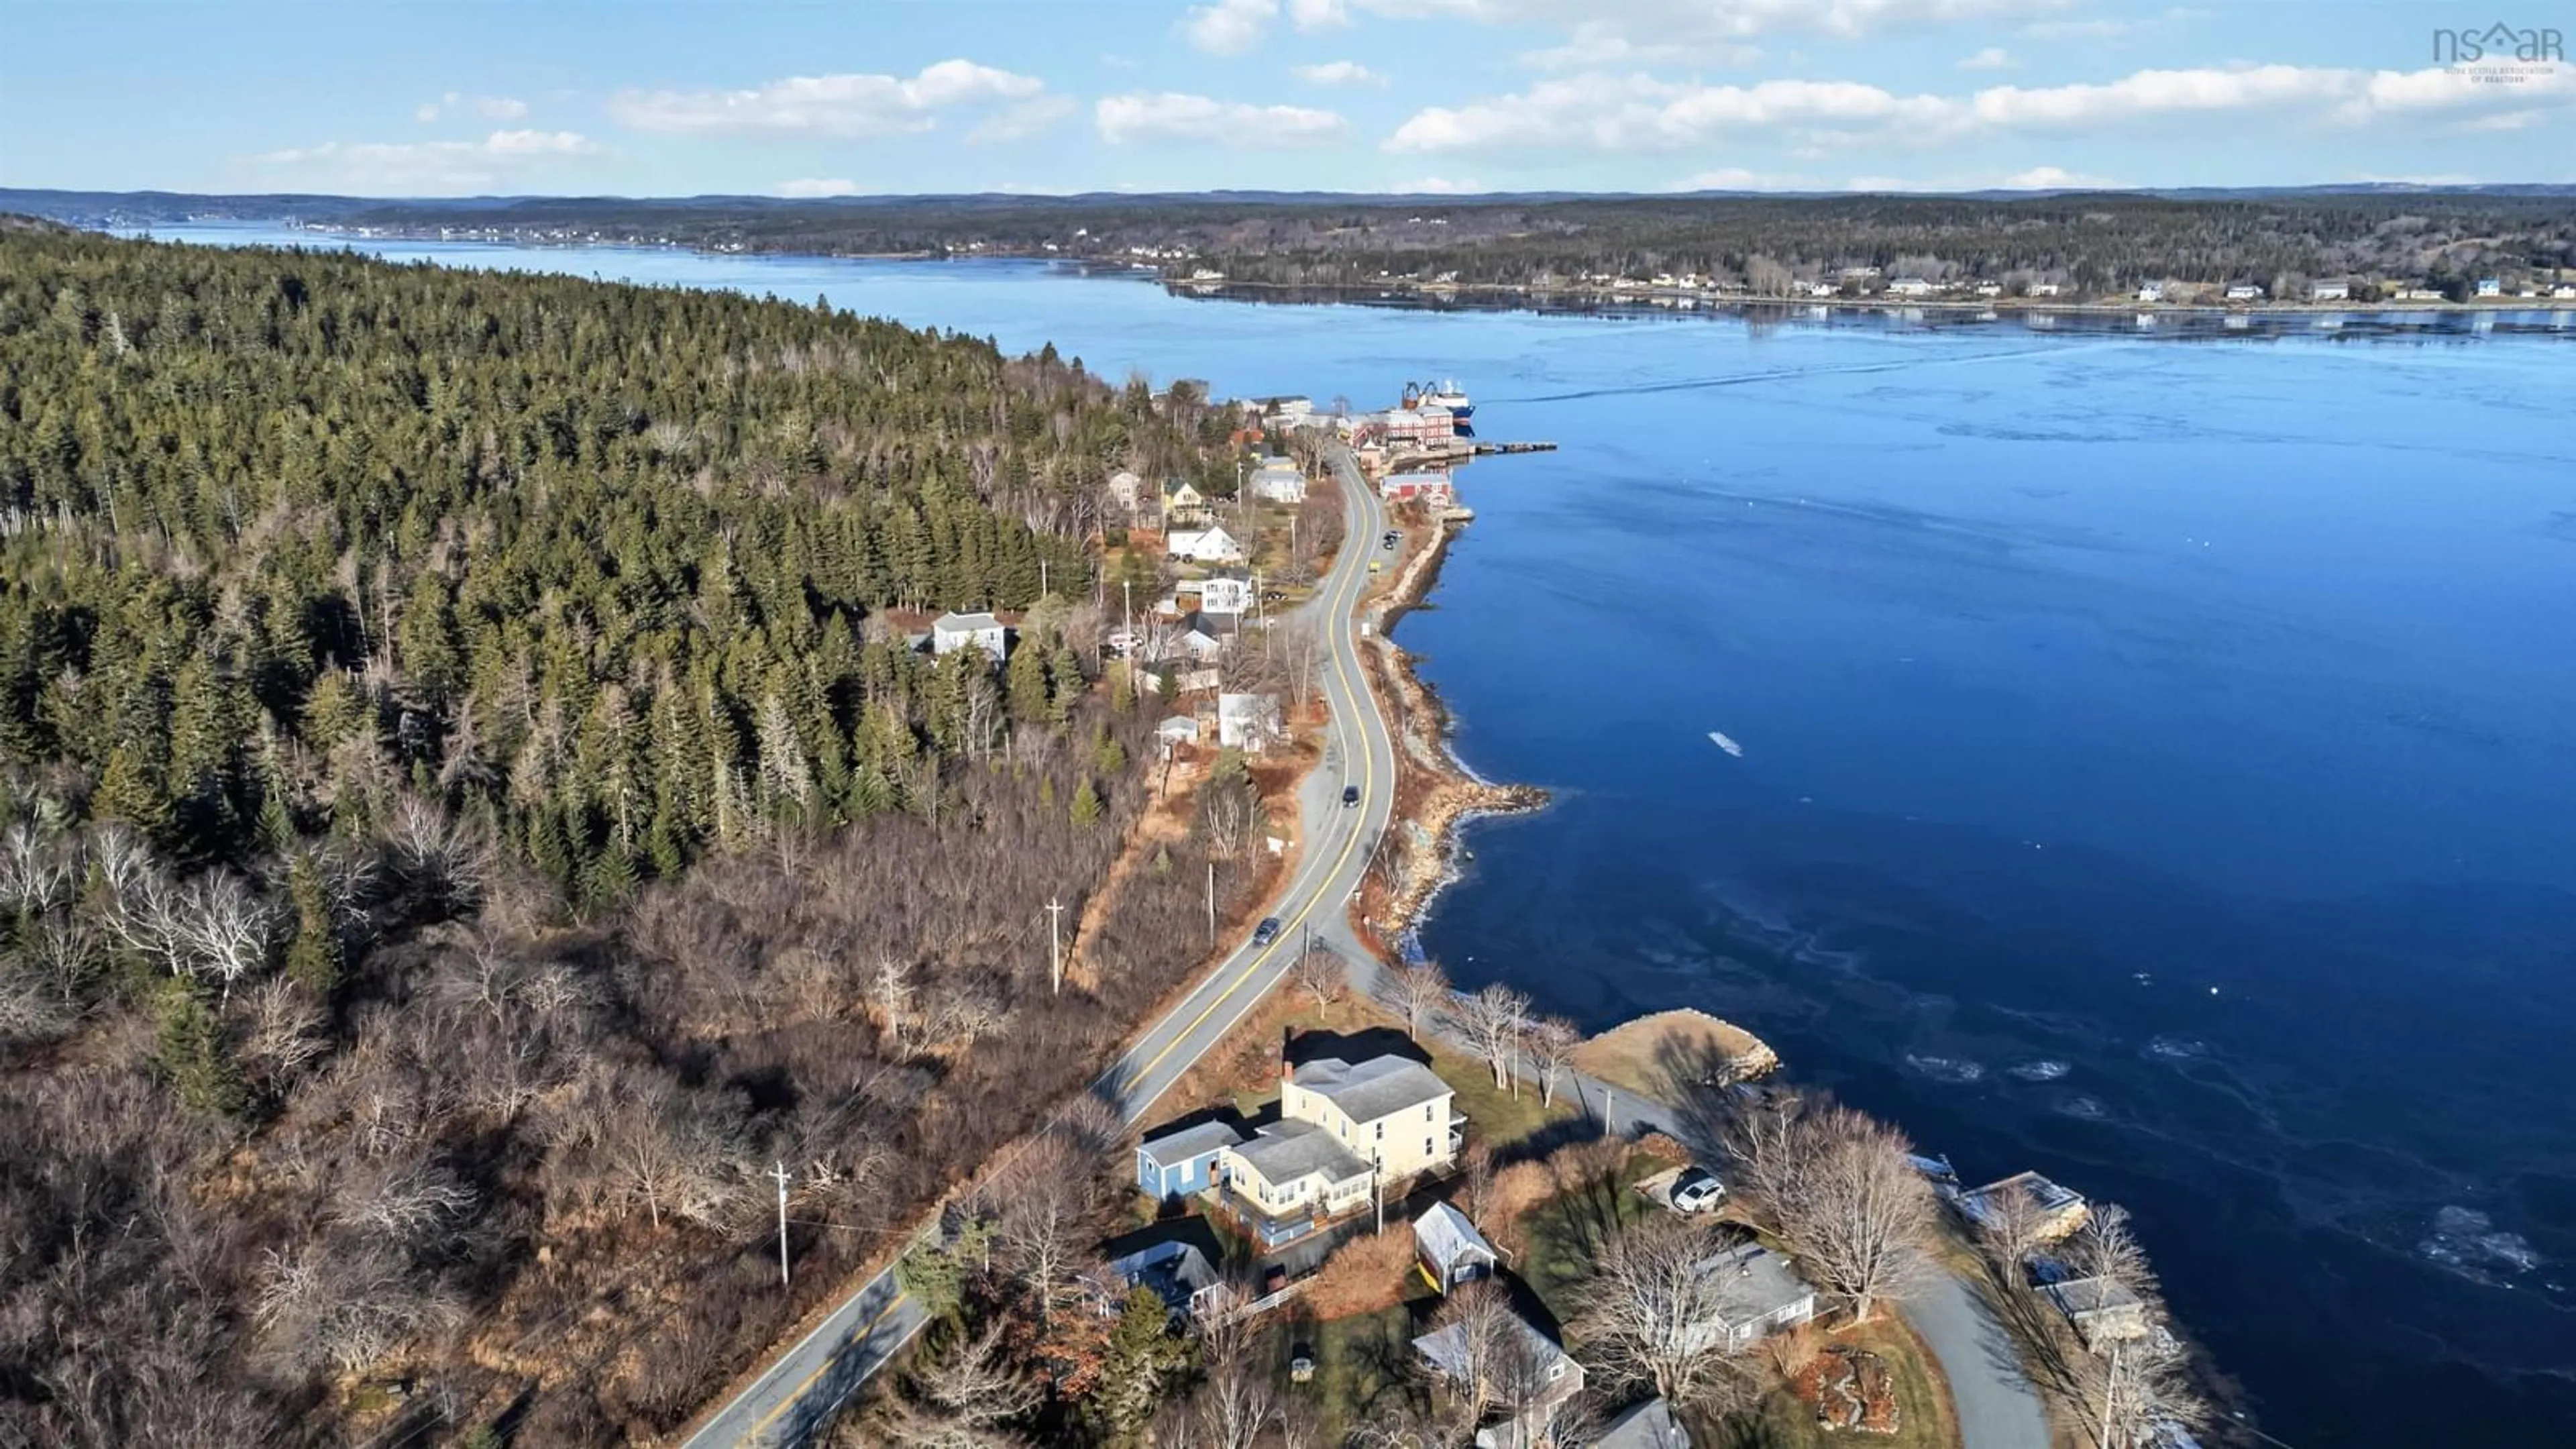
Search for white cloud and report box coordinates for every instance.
[1183,0,1277,55]
[1998,164,2119,188]
[1295,60,1386,87]
[969,95,1079,144]
[775,178,863,197]
[1289,0,1353,30]
[250,129,596,193]
[1959,47,2015,70]
[1387,72,1956,153]
[415,91,529,123]
[1387,58,2576,154]
[608,60,1046,138]
[1968,64,2344,127]
[1382,0,2063,68]
[1096,91,1348,146]
[1391,175,1487,193]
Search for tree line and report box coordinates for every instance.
[0,229,1288,1446]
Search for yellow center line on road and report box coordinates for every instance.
[735,1289,913,1446]
[1116,478,1384,1108]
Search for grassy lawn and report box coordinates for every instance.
[1695,1313,1963,1449]
[1273,1299,1431,1444]
[1515,1152,1666,1324]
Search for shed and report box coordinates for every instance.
[1155,716,1201,747]
[1413,1201,1499,1295]
[1136,1118,1246,1201]
[2045,1275,2149,1350]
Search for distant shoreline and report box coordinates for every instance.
[124,222,2576,321]
[1183,274,2576,317]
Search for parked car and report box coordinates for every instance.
[1341,785,1360,808]
[1368,559,1383,573]
[1381,531,1399,548]
[1670,1167,1725,1214]
[1252,917,1283,946]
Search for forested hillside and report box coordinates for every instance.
[0,231,1268,1444]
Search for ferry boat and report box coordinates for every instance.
[1402,378,1474,420]
[1421,380,1473,419]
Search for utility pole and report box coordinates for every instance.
[1605,1087,1617,1136]
[1039,558,1050,599]
[1044,896,1065,995]
[769,1161,793,1289]
[2101,1338,2120,1449]
[1205,861,1217,945]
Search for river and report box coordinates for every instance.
[126,224,2576,1445]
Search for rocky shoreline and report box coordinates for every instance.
[1363,514,1546,938]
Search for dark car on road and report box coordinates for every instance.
[1381,531,1400,548]
[1341,785,1360,808]
[1252,917,1283,946]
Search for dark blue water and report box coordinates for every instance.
[138,227,2576,1443]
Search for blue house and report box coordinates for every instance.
[1136,1118,1246,1201]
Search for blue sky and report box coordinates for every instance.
[2,1,2568,196]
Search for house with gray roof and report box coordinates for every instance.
[1597,1398,1691,1449]
[1106,1237,1228,1320]
[928,610,1008,659]
[1684,1241,1819,1354]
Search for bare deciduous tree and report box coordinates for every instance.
[2067,1202,2157,1300]
[1381,959,1450,1042]
[1974,1175,2053,1276]
[1577,1218,1761,1411]
[1757,1104,1937,1325]
[385,794,494,918]
[1456,983,1532,1090]
[1289,947,1346,1017]
[1421,1278,1519,1428]
[2082,1331,2206,1449]
[1523,1016,1581,1109]
[1190,1302,1283,1449]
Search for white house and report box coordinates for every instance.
[929,611,1008,659]
[2136,282,2165,303]
[1108,469,1143,512]
[1155,715,1201,749]
[1167,525,1245,564]
[2311,281,2351,302]
[1188,574,1253,616]
[2475,277,2503,297]
[2027,281,2063,297]
[1160,478,1212,528]
[1974,281,2004,298]
[1175,612,1236,661]
[1886,277,1937,297]
[1217,692,1283,751]
[2225,283,2263,301]
[1250,462,1307,504]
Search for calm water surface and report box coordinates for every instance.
[146,225,2576,1444]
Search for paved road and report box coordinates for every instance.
[1908,1271,2055,1449]
[684,447,1395,1448]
